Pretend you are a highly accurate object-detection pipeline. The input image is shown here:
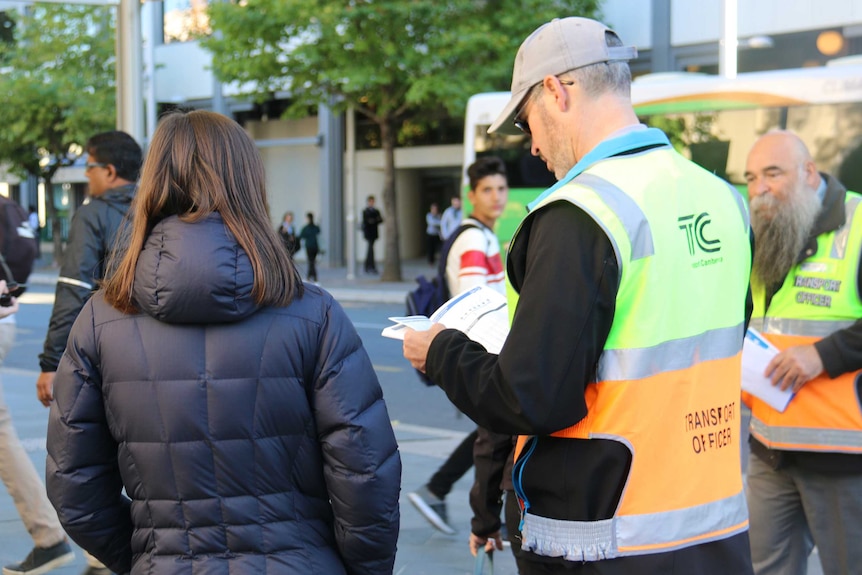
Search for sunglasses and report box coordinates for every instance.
[85,162,108,171]
[513,79,574,135]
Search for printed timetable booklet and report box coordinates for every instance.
[742,328,794,413]
[382,285,509,354]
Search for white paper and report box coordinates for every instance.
[380,316,434,340]
[742,329,794,413]
[381,285,509,353]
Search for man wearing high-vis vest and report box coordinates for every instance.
[743,130,862,575]
[403,16,754,575]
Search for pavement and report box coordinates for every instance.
[28,257,430,306]
[6,254,522,575]
[9,254,823,575]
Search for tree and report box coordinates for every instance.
[0,4,115,264]
[204,0,599,281]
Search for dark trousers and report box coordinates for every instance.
[507,495,754,575]
[364,238,377,272]
[427,234,441,264]
[505,490,533,573]
[428,428,478,498]
[306,247,319,281]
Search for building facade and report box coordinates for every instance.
[3,0,862,264]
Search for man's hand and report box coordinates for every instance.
[469,531,504,556]
[36,371,56,407]
[402,323,446,373]
[765,344,824,393]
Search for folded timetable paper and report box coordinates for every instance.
[381,285,509,354]
[742,329,794,413]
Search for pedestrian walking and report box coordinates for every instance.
[439,195,463,242]
[277,211,300,256]
[0,278,75,575]
[361,195,383,274]
[45,110,401,575]
[403,16,754,574]
[408,157,510,548]
[425,203,441,264]
[27,206,40,259]
[35,129,142,575]
[300,212,321,282]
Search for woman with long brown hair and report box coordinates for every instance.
[45,110,401,575]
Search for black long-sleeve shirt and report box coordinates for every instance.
[428,202,633,531]
[427,199,754,572]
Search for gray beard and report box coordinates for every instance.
[751,191,821,287]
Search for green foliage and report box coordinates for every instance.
[203,0,600,280]
[643,113,721,154]
[0,4,115,180]
[203,0,601,124]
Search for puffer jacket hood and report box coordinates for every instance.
[133,213,258,324]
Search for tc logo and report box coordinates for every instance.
[678,213,721,255]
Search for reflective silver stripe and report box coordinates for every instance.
[58,276,94,290]
[750,416,862,451]
[830,196,861,260]
[761,318,856,338]
[598,323,743,381]
[574,173,655,261]
[521,491,748,561]
[725,181,750,233]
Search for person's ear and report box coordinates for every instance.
[804,160,820,190]
[543,75,571,112]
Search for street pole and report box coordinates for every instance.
[116,0,144,142]
[143,0,159,147]
[719,0,738,79]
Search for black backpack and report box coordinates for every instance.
[0,196,37,284]
[406,221,477,385]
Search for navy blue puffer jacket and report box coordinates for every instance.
[46,214,401,575]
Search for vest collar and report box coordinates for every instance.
[796,173,849,264]
[527,127,671,211]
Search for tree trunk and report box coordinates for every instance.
[379,117,402,282]
[42,176,63,266]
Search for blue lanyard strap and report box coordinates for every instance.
[527,127,671,211]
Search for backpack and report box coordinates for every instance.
[0,196,37,284]
[406,221,478,385]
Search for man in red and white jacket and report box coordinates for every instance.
[444,159,507,297]
[409,156,519,565]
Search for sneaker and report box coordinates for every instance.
[80,567,113,575]
[3,540,75,575]
[408,486,456,535]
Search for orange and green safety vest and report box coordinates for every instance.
[508,130,751,561]
[745,191,862,453]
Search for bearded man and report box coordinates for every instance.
[743,129,862,575]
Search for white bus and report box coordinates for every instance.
[463,61,862,248]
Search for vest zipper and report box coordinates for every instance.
[512,436,538,531]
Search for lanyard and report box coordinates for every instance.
[527,127,671,211]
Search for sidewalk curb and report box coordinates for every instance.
[26,272,412,305]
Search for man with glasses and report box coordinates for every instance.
[27,131,141,575]
[403,17,754,574]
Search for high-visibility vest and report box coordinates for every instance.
[508,145,751,561]
[745,192,862,453]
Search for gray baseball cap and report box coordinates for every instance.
[488,17,637,135]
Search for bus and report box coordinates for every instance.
[463,61,862,249]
